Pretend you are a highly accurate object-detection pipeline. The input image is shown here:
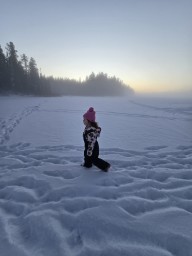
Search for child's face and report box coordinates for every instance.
[83,118,89,126]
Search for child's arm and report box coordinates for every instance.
[86,131,97,156]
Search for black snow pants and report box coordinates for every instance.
[84,141,110,171]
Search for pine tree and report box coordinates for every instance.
[20,54,30,93]
[21,54,28,73]
[0,45,8,91]
[6,42,18,90]
[28,57,40,94]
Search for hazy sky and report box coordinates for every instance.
[1,0,191,93]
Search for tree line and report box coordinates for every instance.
[0,42,134,97]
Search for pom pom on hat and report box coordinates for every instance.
[83,107,96,122]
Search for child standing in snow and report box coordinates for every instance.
[82,107,110,172]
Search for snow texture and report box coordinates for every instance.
[0,95,192,256]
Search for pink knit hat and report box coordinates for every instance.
[83,107,96,122]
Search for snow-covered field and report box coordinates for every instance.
[0,95,192,256]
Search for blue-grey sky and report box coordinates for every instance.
[1,0,191,93]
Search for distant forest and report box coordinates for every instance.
[0,42,134,97]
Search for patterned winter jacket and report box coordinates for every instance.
[83,126,101,156]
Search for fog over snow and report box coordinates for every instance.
[0,95,192,256]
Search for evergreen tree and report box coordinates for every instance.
[6,42,18,91]
[28,57,40,94]
[21,54,28,73]
[0,45,8,91]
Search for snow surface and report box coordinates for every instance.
[0,95,192,256]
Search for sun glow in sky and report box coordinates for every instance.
[1,0,191,94]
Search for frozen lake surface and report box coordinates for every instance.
[0,95,191,150]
